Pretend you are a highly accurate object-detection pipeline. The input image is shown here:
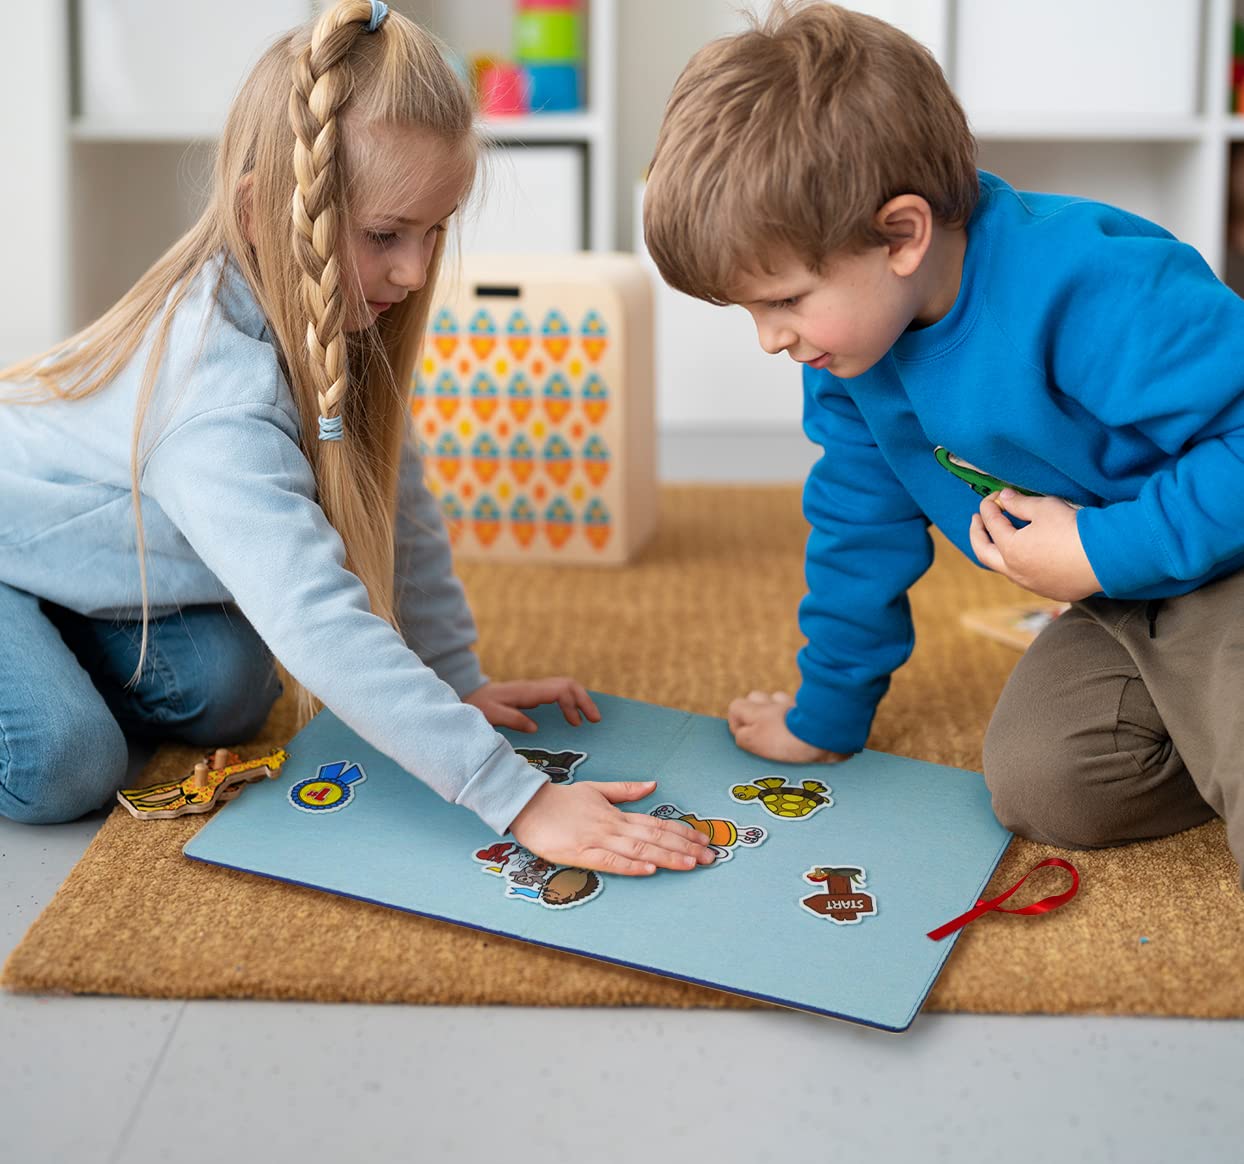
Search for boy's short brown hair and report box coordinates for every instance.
[643,1,977,304]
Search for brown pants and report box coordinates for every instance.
[983,569,1244,883]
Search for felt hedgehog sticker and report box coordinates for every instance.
[474,841,603,910]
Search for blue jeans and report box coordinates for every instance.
[0,582,282,823]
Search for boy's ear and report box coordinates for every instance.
[874,194,933,277]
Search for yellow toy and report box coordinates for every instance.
[117,747,289,820]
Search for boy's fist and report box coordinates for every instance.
[726,691,848,764]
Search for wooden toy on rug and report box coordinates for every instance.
[413,253,657,564]
[117,747,289,820]
[959,602,1068,651]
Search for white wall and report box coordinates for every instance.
[0,3,68,363]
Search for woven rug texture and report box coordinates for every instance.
[4,485,1241,1016]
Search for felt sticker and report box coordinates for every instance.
[474,841,604,909]
[649,803,767,864]
[799,865,877,925]
[730,776,833,821]
[514,747,588,784]
[289,760,367,814]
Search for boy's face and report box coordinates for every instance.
[730,246,921,380]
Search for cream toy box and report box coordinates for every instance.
[412,253,658,564]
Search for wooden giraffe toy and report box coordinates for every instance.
[117,747,289,820]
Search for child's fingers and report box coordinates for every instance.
[578,848,658,876]
[575,685,602,723]
[969,513,1006,574]
[590,779,658,804]
[493,706,539,733]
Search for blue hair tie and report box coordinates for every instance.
[366,1,389,32]
[318,414,345,442]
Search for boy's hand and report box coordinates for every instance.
[727,691,849,763]
[509,780,716,875]
[970,490,1101,603]
[465,678,601,734]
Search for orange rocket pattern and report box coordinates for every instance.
[413,300,624,557]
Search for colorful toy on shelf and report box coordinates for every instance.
[515,0,583,112]
[414,253,657,564]
[117,747,289,820]
[478,60,528,116]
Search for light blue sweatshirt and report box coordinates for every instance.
[0,255,548,833]
[786,171,1244,756]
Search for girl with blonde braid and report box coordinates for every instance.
[0,0,712,876]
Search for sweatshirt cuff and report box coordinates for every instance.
[785,685,878,755]
[454,741,550,835]
[1077,504,1171,596]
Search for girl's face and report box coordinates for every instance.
[342,125,474,333]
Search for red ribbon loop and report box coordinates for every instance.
[926,857,1080,941]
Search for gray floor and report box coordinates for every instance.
[3,434,1243,1163]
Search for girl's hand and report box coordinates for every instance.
[970,490,1101,603]
[727,691,849,763]
[465,678,601,734]
[509,780,716,875]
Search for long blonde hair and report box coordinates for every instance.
[1,0,477,725]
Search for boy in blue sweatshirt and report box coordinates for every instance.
[643,2,1244,880]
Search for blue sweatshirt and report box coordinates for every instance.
[786,171,1244,756]
[0,255,548,833]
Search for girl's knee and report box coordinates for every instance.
[175,655,282,746]
[0,705,127,824]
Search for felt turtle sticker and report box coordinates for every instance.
[730,776,833,820]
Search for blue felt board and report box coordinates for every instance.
[184,693,1011,1031]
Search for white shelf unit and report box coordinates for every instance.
[10,0,616,351]
[871,0,1244,284]
[636,0,1244,435]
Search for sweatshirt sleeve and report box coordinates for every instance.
[141,399,546,835]
[1040,227,1244,594]
[786,368,934,754]
[393,430,486,698]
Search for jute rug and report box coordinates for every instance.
[5,485,1242,1017]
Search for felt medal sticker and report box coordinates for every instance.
[649,803,766,864]
[473,842,604,910]
[800,865,877,925]
[730,776,833,821]
[514,748,588,784]
[289,760,367,814]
